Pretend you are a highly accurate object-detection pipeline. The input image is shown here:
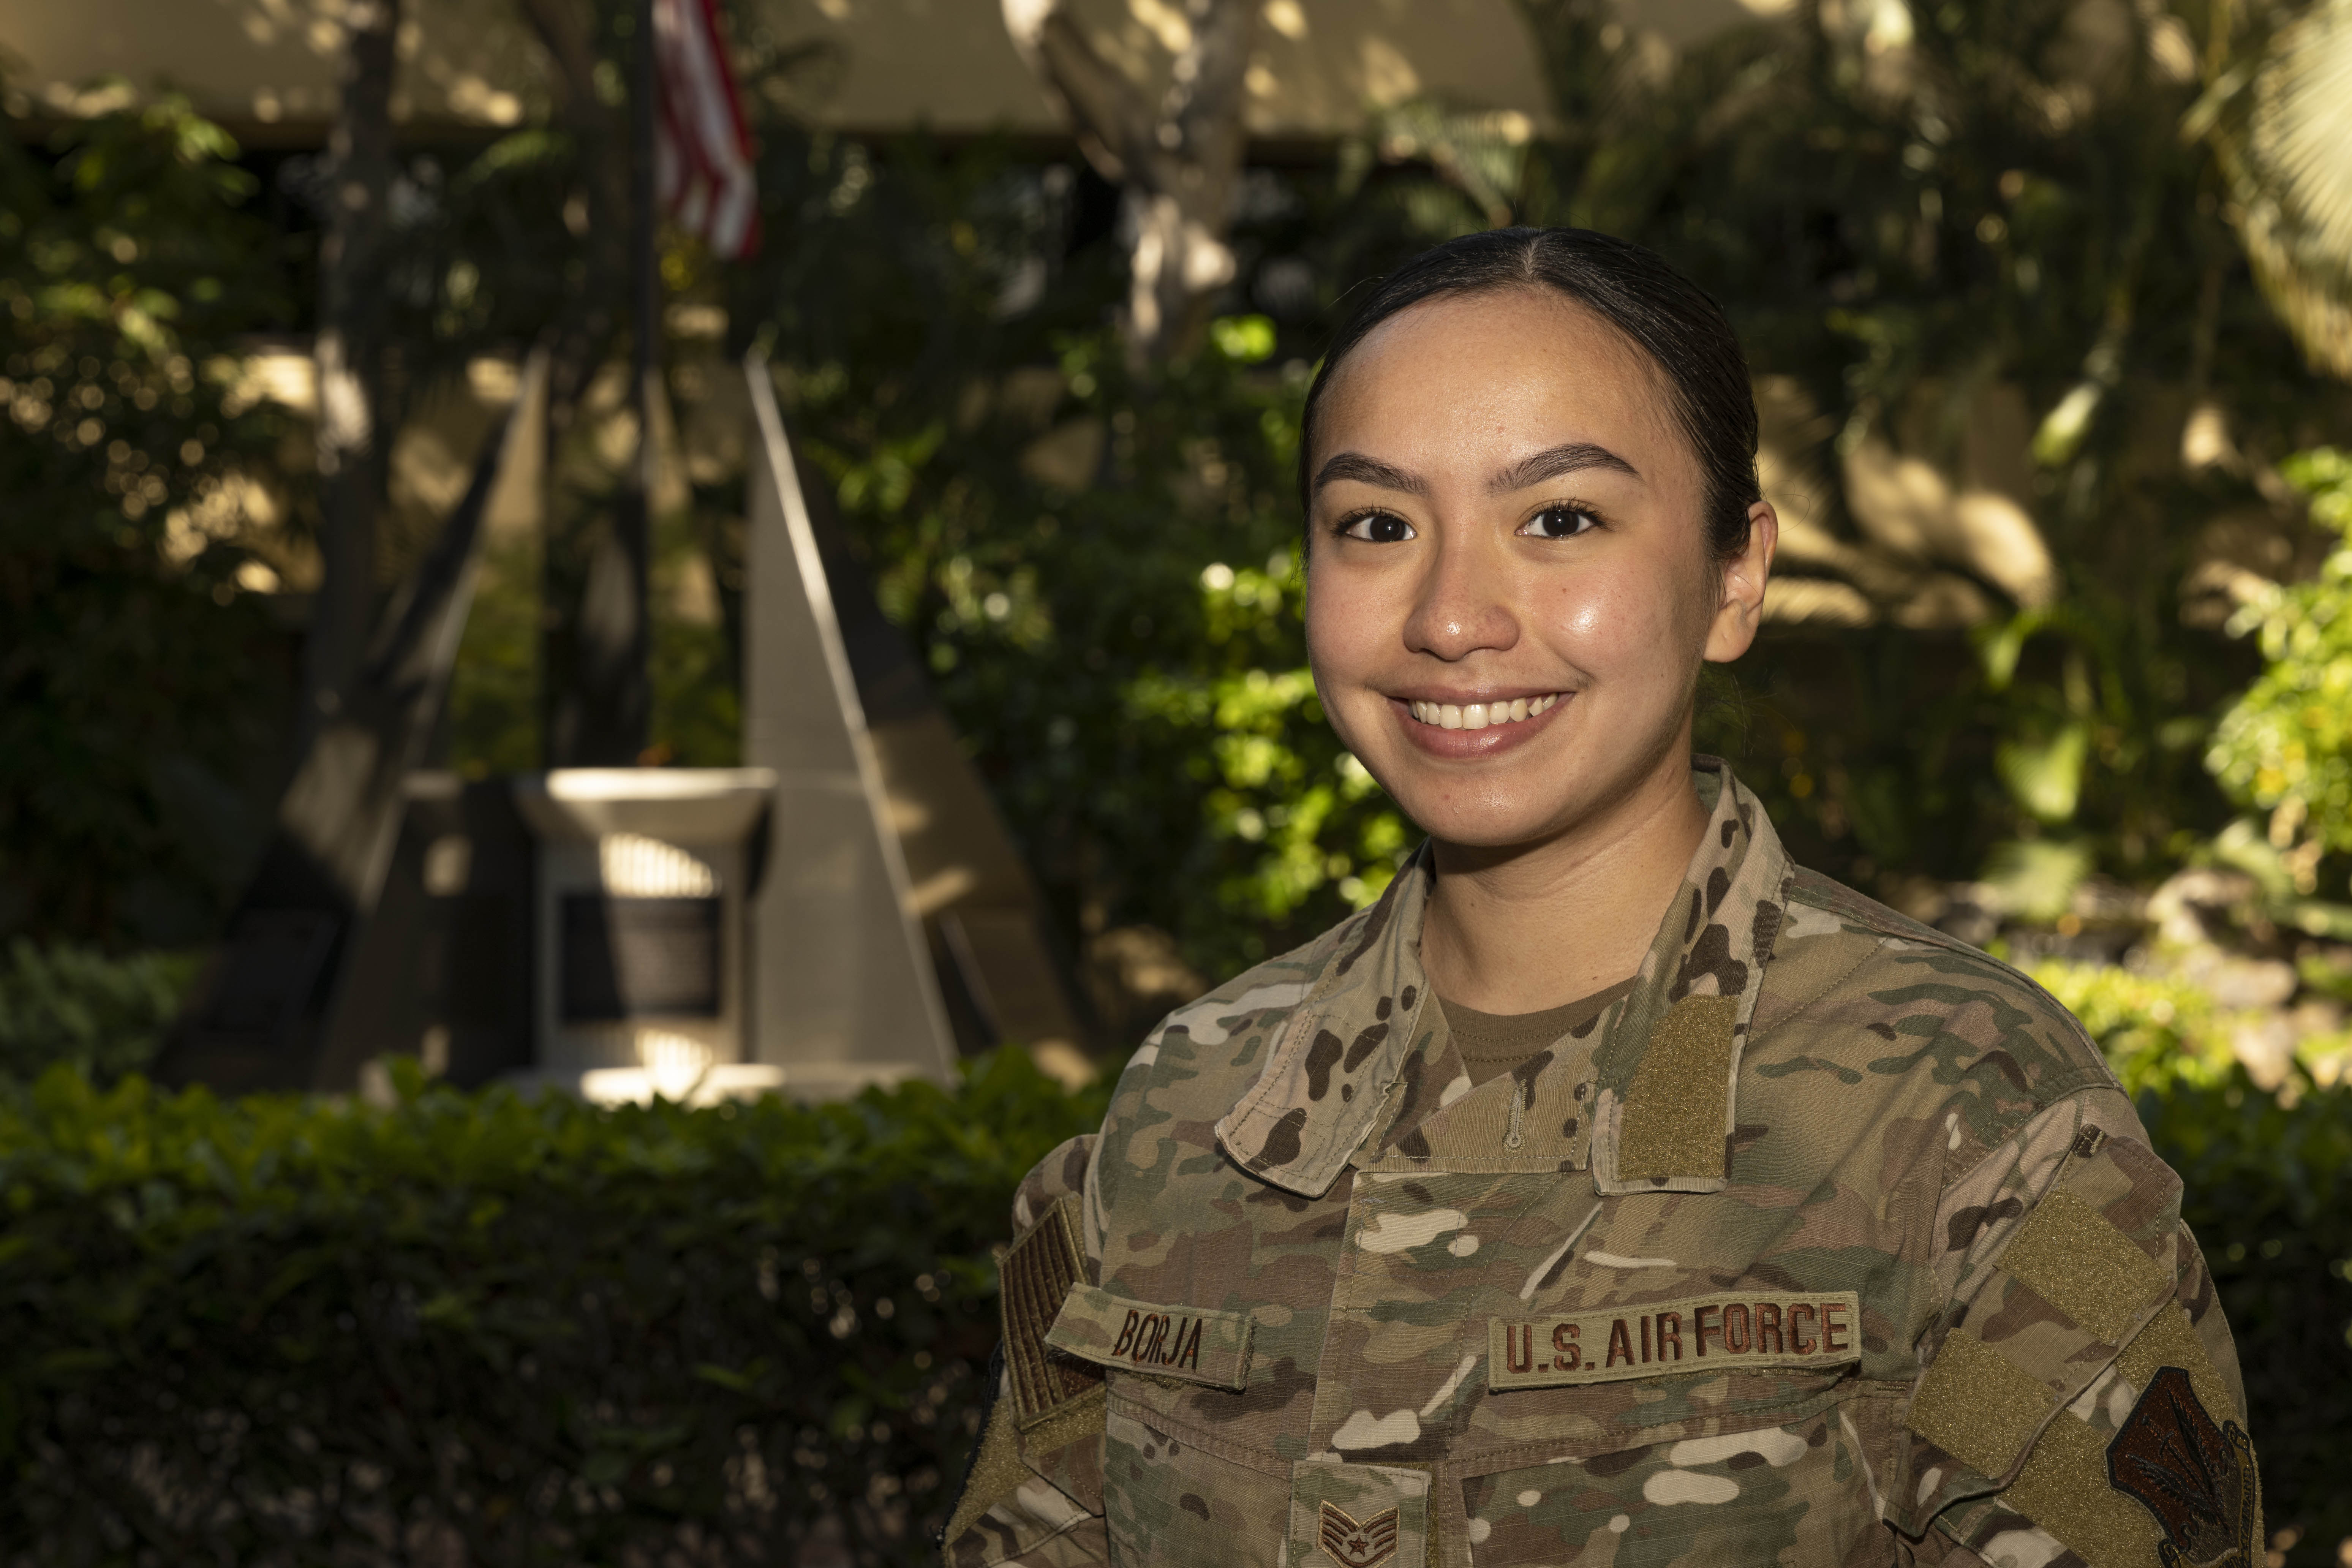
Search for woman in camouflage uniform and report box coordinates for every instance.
[943,228,2258,1568]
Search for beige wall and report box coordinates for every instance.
[0,0,1625,143]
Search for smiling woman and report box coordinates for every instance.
[942,231,2260,1568]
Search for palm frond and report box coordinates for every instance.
[2208,0,2352,378]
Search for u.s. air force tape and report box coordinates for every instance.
[1489,1290,1863,1390]
[1045,1283,1255,1390]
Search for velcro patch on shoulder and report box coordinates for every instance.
[999,1197,1102,1428]
[1997,1189,2171,1345]
[1490,1289,1862,1390]
[1906,1327,2061,1481]
[1045,1283,1255,1390]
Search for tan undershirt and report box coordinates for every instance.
[1439,977,1639,1088]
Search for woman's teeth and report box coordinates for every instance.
[1406,694,1561,730]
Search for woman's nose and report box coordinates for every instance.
[1402,533,1520,661]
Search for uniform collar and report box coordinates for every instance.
[1214,759,1796,1198]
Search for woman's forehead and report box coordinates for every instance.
[1313,288,1684,471]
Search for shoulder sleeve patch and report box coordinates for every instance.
[2109,1364,2260,1566]
[999,1197,1103,1428]
[1908,1327,2060,1481]
[1997,1189,2172,1345]
[1903,1128,2262,1567]
[1956,1309,2262,1568]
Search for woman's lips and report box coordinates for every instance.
[1386,692,1569,758]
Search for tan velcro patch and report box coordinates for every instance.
[1489,1289,1862,1390]
[1996,1189,2171,1345]
[999,1197,1102,1427]
[1906,1327,2060,1481]
[2115,1304,2237,1425]
[1999,1407,2162,1568]
[1617,994,1738,1181]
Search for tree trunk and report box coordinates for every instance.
[305,0,405,748]
[1005,0,1258,362]
[512,0,651,765]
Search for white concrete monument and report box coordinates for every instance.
[741,354,959,1095]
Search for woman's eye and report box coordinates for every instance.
[1520,504,1600,539]
[1341,511,1416,543]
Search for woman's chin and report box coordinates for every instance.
[1391,795,1579,854]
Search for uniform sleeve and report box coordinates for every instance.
[940,1133,1111,1568]
[1895,1087,2260,1566]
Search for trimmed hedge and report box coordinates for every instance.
[0,940,194,1087]
[0,1046,2345,1563]
[2147,1076,2352,1561]
[0,1049,1103,1567]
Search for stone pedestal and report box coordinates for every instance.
[510,768,777,1104]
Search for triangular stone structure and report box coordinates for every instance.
[155,360,541,1092]
[740,354,958,1094]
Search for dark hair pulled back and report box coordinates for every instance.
[1299,227,1762,564]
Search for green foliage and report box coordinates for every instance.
[2142,1075,2352,1559]
[0,940,194,1087]
[2029,956,2240,1095]
[447,536,545,776]
[0,92,299,946]
[0,1046,1104,1567]
[2208,449,2352,859]
[2033,951,2352,1093]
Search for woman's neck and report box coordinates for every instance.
[1416,747,1710,1015]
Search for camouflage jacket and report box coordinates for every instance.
[942,761,2257,1568]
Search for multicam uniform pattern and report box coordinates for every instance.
[943,762,2258,1568]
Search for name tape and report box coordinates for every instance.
[1489,1289,1863,1390]
[1045,1283,1255,1390]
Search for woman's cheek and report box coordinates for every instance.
[1306,569,1385,673]
[1539,573,1639,672]
[1541,562,1696,683]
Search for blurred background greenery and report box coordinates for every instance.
[9,0,2352,1003]
[5,0,2352,1559]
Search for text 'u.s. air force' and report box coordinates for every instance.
[1488,1290,1863,1390]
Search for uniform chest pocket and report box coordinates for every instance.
[1462,1292,1877,1566]
[1457,1403,1867,1568]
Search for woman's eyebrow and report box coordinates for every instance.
[1311,452,1429,498]
[1489,441,1640,492]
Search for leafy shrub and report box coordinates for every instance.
[2144,1077,2352,1562]
[0,93,299,948]
[2027,957,2241,1094]
[0,1047,1103,1568]
[2209,449,2352,868]
[0,939,194,1086]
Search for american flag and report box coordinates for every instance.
[653,0,760,260]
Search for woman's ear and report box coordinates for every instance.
[1704,500,1777,663]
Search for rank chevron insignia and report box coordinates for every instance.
[1317,1500,1400,1568]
